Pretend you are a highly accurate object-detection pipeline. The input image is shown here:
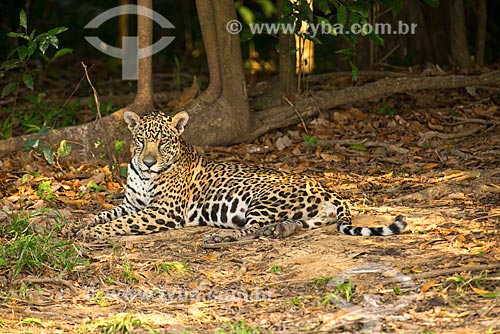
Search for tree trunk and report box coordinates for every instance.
[475,0,486,65]
[448,0,471,68]
[277,0,296,97]
[2,71,498,162]
[128,0,155,114]
[183,0,251,146]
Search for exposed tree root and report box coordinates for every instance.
[1,71,498,161]
[418,125,485,145]
[249,71,500,140]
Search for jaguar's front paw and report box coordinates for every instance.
[61,220,84,239]
[62,218,102,241]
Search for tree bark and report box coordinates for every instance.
[475,0,486,65]
[248,71,500,139]
[2,71,498,162]
[0,110,131,164]
[128,0,154,114]
[194,0,222,102]
[277,0,297,96]
[448,0,471,68]
[183,0,251,146]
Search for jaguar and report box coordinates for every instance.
[78,110,407,244]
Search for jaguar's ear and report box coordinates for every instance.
[171,111,189,135]
[124,111,141,132]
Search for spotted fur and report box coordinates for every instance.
[80,111,407,243]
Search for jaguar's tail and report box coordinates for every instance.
[337,216,407,236]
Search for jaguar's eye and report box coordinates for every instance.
[135,138,144,147]
[159,140,169,148]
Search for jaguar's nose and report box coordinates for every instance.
[143,158,157,168]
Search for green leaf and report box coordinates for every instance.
[53,48,73,59]
[281,0,294,17]
[27,42,37,57]
[42,147,55,165]
[21,318,45,326]
[349,4,369,18]
[6,32,25,38]
[368,33,385,46]
[38,126,51,136]
[120,166,128,178]
[114,140,126,152]
[479,291,500,298]
[56,140,71,158]
[47,26,68,36]
[22,72,34,90]
[349,12,360,25]
[35,33,58,54]
[299,0,314,22]
[350,61,359,82]
[302,32,323,44]
[317,16,338,36]
[238,6,255,24]
[315,0,331,15]
[335,48,353,57]
[257,0,275,17]
[19,9,27,30]
[303,135,318,144]
[240,27,254,43]
[1,82,17,97]
[349,144,367,151]
[23,138,40,151]
[37,180,55,199]
[17,45,28,61]
[0,59,21,71]
[337,6,347,25]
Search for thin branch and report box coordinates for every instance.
[418,125,484,145]
[202,239,256,249]
[16,276,80,294]
[318,139,410,154]
[410,264,500,281]
[81,62,102,119]
[81,61,117,165]
[283,95,308,134]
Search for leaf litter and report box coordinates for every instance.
[0,87,499,333]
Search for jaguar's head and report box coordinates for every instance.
[124,110,189,176]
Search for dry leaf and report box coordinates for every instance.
[421,280,437,293]
[275,135,292,151]
[320,153,343,163]
[333,107,368,125]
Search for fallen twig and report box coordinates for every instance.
[418,125,484,145]
[318,139,410,154]
[16,276,80,294]
[283,95,308,134]
[409,263,500,281]
[201,239,256,249]
[471,212,500,221]
[447,117,500,126]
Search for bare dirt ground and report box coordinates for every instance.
[0,85,499,333]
